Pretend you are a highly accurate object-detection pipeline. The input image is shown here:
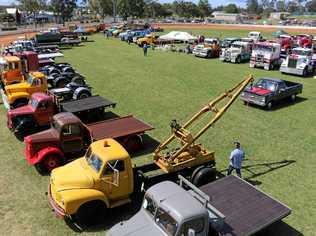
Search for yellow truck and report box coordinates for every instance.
[136,34,159,47]
[1,71,47,109]
[48,77,253,226]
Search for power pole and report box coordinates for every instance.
[112,0,117,22]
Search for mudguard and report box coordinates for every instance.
[7,92,30,105]
[60,188,109,215]
[29,146,64,165]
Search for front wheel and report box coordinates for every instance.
[191,167,216,187]
[302,67,308,77]
[291,94,296,102]
[266,101,273,110]
[236,56,241,63]
[36,154,63,175]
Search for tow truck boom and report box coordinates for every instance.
[154,75,254,173]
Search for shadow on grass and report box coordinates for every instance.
[219,159,296,186]
[244,96,308,111]
[255,220,303,236]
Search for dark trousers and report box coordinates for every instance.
[227,165,241,178]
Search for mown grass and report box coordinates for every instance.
[0,32,315,235]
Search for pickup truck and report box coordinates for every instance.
[108,175,291,236]
[25,113,153,174]
[240,77,303,109]
[7,93,112,139]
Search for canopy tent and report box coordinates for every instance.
[159,31,197,42]
[272,29,289,37]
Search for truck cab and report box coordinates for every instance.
[7,93,55,136]
[220,41,252,63]
[250,41,281,70]
[280,47,314,76]
[248,31,263,41]
[0,56,23,87]
[137,34,158,47]
[48,139,134,218]
[3,71,48,109]
[193,38,220,58]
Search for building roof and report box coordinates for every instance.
[147,181,208,223]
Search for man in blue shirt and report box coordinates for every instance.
[227,141,245,178]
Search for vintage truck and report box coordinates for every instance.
[193,38,220,58]
[219,37,240,49]
[280,47,315,76]
[247,31,263,41]
[7,92,107,138]
[25,113,153,174]
[47,78,253,225]
[108,175,291,236]
[32,29,81,46]
[249,41,282,70]
[240,77,303,109]
[219,41,252,63]
[0,52,42,88]
[137,34,159,47]
[294,34,313,48]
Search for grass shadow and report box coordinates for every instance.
[255,220,303,236]
[219,159,296,186]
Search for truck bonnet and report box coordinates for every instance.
[246,85,272,96]
[27,127,59,143]
[51,159,95,191]
[7,104,34,118]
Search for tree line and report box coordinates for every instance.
[15,0,316,24]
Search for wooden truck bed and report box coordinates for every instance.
[200,175,291,236]
[60,96,116,113]
[88,115,153,140]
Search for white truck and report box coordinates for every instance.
[220,41,252,63]
[248,31,263,41]
[250,41,282,70]
[192,38,220,58]
[280,47,315,76]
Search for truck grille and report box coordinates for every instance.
[288,58,297,68]
[243,92,262,101]
[256,55,264,62]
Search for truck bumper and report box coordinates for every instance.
[280,66,304,76]
[194,52,208,58]
[48,184,66,219]
[240,96,266,107]
[0,89,10,110]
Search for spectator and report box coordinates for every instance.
[227,141,245,178]
[143,44,148,56]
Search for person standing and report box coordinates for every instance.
[227,141,245,178]
[143,44,148,56]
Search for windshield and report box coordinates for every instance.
[231,44,242,48]
[30,97,39,108]
[292,49,311,56]
[26,74,34,84]
[155,208,178,236]
[256,79,277,91]
[254,45,272,52]
[85,148,103,173]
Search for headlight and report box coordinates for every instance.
[260,97,265,102]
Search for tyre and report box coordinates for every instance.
[303,67,308,77]
[236,56,241,63]
[269,63,274,70]
[191,167,216,187]
[123,135,143,153]
[266,101,273,110]
[71,76,85,86]
[55,77,69,88]
[72,201,107,228]
[39,154,63,174]
[34,163,47,175]
[62,67,75,74]
[77,91,91,99]
[207,51,211,58]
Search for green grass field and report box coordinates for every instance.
[0,32,315,235]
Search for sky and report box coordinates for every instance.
[0,0,246,8]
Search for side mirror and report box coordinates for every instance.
[188,228,196,236]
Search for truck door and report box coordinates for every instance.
[100,159,130,200]
[60,123,83,153]
[34,100,54,126]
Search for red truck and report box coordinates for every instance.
[295,34,313,48]
[7,93,112,139]
[24,112,153,174]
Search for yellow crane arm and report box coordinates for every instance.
[154,75,254,164]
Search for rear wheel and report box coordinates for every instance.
[191,167,216,187]
[77,91,91,100]
[291,94,296,102]
[236,56,241,63]
[71,76,85,86]
[303,67,308,77]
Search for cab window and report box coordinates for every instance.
[61,124,81,136]
[180,218,205,236]
[103,160,125,176]
[37,101,47,110]
[33,79,41,86]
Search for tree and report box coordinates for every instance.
[306,0,316,12]
[51,0,76,24]
[247,0,259,13]
[17,0,46,25]
[286,0,299,12]
[173,1,200,18]
[275,0,286,11]
[118,0,145,19]
[224,3,239,13]
[198,0,211,18]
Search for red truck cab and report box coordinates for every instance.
[25,112,153,174]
